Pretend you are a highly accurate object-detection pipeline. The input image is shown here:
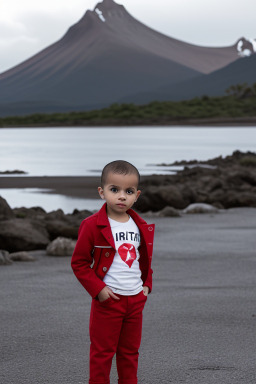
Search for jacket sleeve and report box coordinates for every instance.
[71,219,106,299]
[140,224,155,294]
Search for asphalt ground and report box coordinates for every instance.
[1,208,256,384]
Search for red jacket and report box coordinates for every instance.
[71,203,155,298]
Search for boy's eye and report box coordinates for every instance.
[127,189,134,195]
[110,187,118,193]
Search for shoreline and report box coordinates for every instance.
[0,175,165,200]
[1,116,256,128]
[1,151,256,212]
[0,176,102,199]
[0,175,165,199]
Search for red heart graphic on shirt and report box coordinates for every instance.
[118,243,136,268]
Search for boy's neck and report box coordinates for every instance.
[107,209,130,223]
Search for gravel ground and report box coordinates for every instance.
[1,208,256,384]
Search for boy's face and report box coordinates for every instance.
[98,172,141,220]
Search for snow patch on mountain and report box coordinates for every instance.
[237,38,256,57]
[95,8,106,22]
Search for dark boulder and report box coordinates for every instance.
[0,196,14,220]
[13,206,47,220]
[45,220,79,240]
[0,219,50,252]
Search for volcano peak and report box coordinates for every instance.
[95,0,119,8]
[94,0,125,14]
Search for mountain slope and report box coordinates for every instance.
[0,0,249,115]
[119,54,256,104]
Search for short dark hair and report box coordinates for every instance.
[101,160,140,187]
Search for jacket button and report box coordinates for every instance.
[148,226,153,231]
[105,252,110,257]
[103,267,108,272]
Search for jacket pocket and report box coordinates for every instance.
[91,246,114,271]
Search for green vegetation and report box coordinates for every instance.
[0,83,256,127]
[239,156,256,167]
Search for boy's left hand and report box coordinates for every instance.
[143,286,149,296]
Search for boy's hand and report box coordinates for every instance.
[98,286,120,302]
[143,286,149,296]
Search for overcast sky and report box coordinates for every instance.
[0,0,255,73]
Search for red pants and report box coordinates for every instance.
[89,290,148,384]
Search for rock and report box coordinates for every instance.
[135,185,186,212]
[223,190,256,208]
[157,185,186,209]
[46,237,77,256]
[0,250,12,265]
[137,151,256,211]
[45,220,78,240]
[0,169,27,174]
[155,206,181,217]
[0,219,50,252]
[0,196,14,220]
[226,170,256,187]
[46,209,66,221]
[66,209,92,226]
[205,178,224,193]
[13,206,47,220]
[183,203,218,214]
[9,251,36,262]
[134,194,152,212]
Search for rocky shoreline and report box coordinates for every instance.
[0,198,92,256]
[2,116,256,128]
[0,169,27,174]
[135,150,256,212]
[1,150,256,261]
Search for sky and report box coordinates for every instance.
[0,0,255,73]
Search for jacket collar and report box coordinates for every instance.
[97,202,109,226]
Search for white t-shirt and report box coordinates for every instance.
[103,216,143,295]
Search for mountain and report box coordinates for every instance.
[0,0,253,116]
[119,53,256,104]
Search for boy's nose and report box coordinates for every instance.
[119,191,126,200]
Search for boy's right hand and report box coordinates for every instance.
[98,286,120,302]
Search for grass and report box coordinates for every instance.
[1,84,256,127]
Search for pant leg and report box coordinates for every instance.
[116,291,148,384]
[89,297,125,384]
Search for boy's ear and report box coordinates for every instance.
[135,190,141,202]
[98,186,105,200]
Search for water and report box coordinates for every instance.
[0,126,255,212]
[1,126,256,176]
[0,188,104,213]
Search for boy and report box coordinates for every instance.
[71,160,155,384]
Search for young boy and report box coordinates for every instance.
[71,160,155,384]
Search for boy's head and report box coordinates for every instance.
[98,160,141,219]
[100,160,140,188]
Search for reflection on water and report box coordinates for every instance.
[0,188,103,213]
[1,127,256,176]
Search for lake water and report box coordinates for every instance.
[0,126,256,212]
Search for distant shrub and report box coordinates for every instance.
[1,91,256,126]
[15,212,26,218]
[239,157,256,167]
